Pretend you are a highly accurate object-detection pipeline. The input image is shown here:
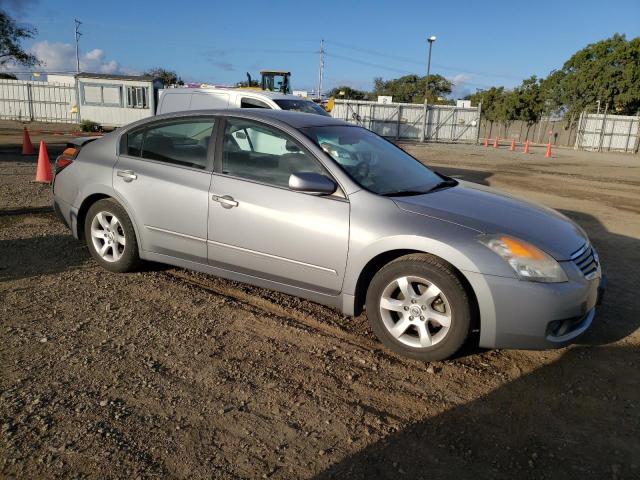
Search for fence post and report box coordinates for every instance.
[598,103,609,152]
[370,103,375,132]
[573,111,584,150]
[624,116,635,153]
[475,102,482,144]
[396,105,401,140]
[26,83,34,121]
[74,76,82,123]
[635,112,640,154]
[420,102,427,142]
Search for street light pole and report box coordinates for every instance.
[425,35,436,104]
[421,35,437,142]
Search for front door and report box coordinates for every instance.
[207,118,349,294]
[114,117,216,263]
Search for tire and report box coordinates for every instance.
[365,253,472,361]
[84,198,141,273]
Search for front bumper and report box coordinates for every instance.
[466,264,604,350]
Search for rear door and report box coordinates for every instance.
[114,116,216,263]
[207,117,350,293]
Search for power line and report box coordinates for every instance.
[324,39,523,82]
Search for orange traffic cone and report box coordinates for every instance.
[35,140,52,183]
[493,137,499,148]
[483,137,488,147]
[544,142,552,158]
[22,127,35,155]
[509,139,516,151]
[523,140,530,154]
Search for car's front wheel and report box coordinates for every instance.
[365,253,472,361]
[84,199,140,273]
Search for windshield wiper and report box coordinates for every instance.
[381,178,458,197]
[425,178,458,193]
[381,189,431,197]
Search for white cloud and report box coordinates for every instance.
[449,73,474,99]
[29,41,124,75]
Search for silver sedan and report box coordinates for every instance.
[52,109,604,361]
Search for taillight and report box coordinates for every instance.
[55,147,78,174]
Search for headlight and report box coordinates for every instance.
[478,234,568,283]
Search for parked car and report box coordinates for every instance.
[52,109,605,361]
[157,87,329,116]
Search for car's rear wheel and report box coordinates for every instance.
[365,253,472,361]
[84,199,140,273]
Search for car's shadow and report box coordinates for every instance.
[0,231,90,283]
[314,344,639,479]
[313,204,640,479]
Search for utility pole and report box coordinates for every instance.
[74,19,82,73]
[317,39,324,100]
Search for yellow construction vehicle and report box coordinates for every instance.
[240,70,292,94]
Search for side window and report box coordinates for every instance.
[125,119,215,170]
[240,97,271,109]
[127,129,144,156]
[126,86,148,109]
[222,119,326,188]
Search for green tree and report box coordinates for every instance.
[512,76,545,140]
[0,10,40,68]
[372,74,452,104]
[143,67,183,86]
[327,85,369,100]
[550,34,640,117]
[466,86,507,137]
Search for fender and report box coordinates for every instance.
[72,184,146,253]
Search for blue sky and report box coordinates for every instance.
[5,0,640,97]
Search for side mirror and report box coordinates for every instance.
[289,172,337,195]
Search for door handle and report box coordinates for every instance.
[211,194,238,209]
[117,170,137,182]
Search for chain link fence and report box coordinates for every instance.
[0,79,77,123]
[574,111,640,153]
[331,100,480,143]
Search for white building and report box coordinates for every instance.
[0,73,163,127]
[74,73,162,126]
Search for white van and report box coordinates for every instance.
[156,88,329,116]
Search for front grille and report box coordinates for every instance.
[570,242,600,280]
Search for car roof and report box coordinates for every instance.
[161,87,302,102]
[152,108,353,129]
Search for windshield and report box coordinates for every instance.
[301,125,446,195]
[274,99,330,116]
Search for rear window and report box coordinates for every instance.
[241,97,271,109]
[273,99,329,116]
[124,119,215,170]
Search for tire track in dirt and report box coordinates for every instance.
[161,270,389,357]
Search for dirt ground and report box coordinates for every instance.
[1,119,639,479]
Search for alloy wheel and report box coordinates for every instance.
[379,275,452,348]
[90,211,126,263]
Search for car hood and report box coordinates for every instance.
[393,181,587,260]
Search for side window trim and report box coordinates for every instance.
[119,115,218,172]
